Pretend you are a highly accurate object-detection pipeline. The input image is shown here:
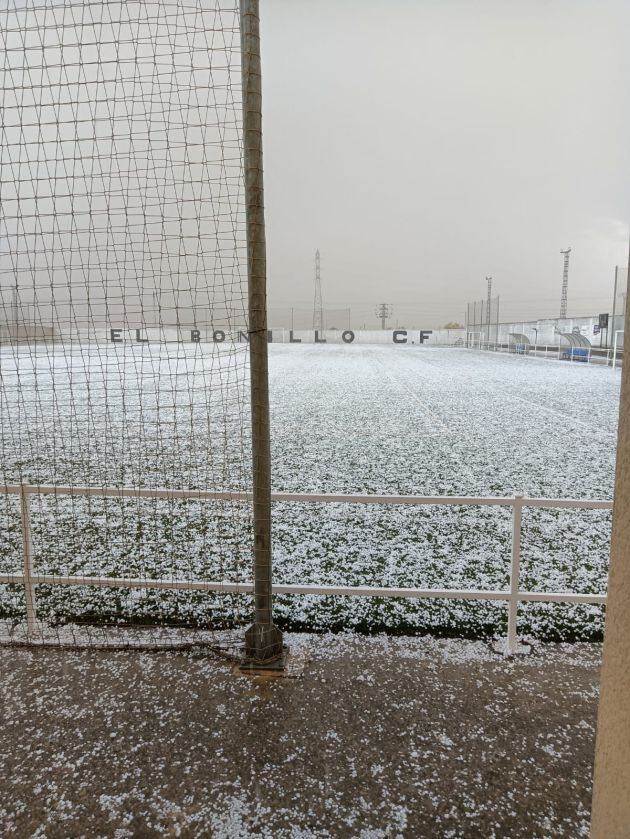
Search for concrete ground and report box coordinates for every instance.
[0,632,600,838]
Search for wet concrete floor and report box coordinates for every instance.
[0,632,600,837]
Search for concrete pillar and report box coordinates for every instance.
[591,252,630,837]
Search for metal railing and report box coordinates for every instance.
[471,340,624,367]
[0,483,612,653]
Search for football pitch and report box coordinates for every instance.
[0,344,622,639]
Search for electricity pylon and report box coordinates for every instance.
[375,303,393,330]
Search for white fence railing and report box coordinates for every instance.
[468,339,624,367]
[0,483,612,653]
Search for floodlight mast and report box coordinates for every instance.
[485,276,492,340]
[240,0,283,666]
[313,249,323,332]
[560,248,571,319]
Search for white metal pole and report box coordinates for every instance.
[609,266,618,361]
[507,494,523,653]
[613,331,623,370]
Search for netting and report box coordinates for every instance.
[466,295,500,346]
[0,0,254,648]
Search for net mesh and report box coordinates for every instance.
[466,295,500,346]
[0,0,253,649]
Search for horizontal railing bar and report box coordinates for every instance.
[522,498,613,510]
[274,584,509,599]
[29,575,254,594]
[0,574,22,585]
[0,573,607,605]
[9,485,252,502]
[271,492,514,507]
[0,483,613,510]
[272,493,512,506]
[517,591,607,604]
[273,493,613,510]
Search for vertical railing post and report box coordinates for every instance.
[240,0,283,666]
[608,266,618,364]
[613,331,621,370]
[507,494,524,653]
[18,484,38,638]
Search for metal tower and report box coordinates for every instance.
[560,248,571,319]
[375,303,393,330]
[485,276,493,327]
[313,249,324,332]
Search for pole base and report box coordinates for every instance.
[243,622,284,667]
[238,648,288,676]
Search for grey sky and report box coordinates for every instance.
[261,0,630,327]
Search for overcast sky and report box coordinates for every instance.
[260,0,630,328]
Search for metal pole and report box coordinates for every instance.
[240,0,283,665]
[507,494,523,653]
[496,296,500,347]
[609,266,618,361]
[485,277,493,344]
[613,331,623,370]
